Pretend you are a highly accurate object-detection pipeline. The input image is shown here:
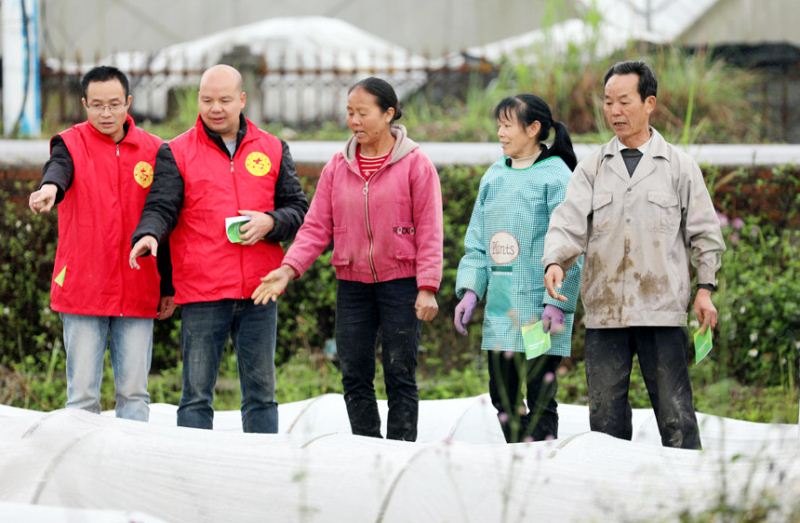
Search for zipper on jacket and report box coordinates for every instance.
[230,156,247,298]
[350,156,392,283]
[363,181,378,282]
[116,143,125,316]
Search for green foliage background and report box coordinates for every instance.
[0,39,794,419]
[1,163,798,421]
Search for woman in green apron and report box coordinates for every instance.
[454,94,582,443]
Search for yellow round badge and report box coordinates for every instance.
[133,161,154,188]
[245,152,271,177]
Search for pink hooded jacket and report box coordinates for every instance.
[282,125,443,290]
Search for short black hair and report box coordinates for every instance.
[348,76,403,122]
[81,66,130,99]
[603,60,657,101]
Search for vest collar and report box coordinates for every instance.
[197,113,249,157]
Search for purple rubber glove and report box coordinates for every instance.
[454,290,478,335]
[541,304,565,334]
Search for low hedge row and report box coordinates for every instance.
[1,163,797,387]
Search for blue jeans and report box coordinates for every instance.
[61,313,153,421]
[177,299,278,433]
[336,278,420,441]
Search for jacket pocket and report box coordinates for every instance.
[590,192,614,235]
[331,226,351,266]
[392,222,417,260]
[486,267,514,318]
[647,191,680,233]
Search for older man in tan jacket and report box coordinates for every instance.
[542,61,725,449]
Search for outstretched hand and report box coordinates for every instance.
[129,236,159,270]
[544,264,568,302]
[29,184,58,214]
[252,265,295,305]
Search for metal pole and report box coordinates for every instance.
[2,0,41,137]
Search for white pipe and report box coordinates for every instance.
[2,0,41,137]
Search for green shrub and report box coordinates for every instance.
[0,181,60,368]
[712,219,800,388]
[142,87,200,141]
[389,47,760,145]
[706,164,800,229]
[0,179,183,374]
[2,165,798,397]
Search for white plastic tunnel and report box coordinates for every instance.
[0,395,798,522]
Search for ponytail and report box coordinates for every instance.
[542,121,577,171]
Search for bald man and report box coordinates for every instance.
[130,64,308,433]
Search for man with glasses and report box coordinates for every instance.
[29,65,174,421]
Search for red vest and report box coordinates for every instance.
[168,117,284,304]
[52,116,163,317]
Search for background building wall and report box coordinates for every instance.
[678,0,800,46]
[37,0,577,58]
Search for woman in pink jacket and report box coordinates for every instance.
[253,77,443,441]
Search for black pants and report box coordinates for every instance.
[488,351,561,443]
[584,327,701,449]
[335,278,420,441]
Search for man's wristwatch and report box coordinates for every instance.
[697,283,717,292]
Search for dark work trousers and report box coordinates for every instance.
[488,351,562,443]
[335,278,421,441]
[584,327,701,449]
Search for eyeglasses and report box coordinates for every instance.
[86,102,127,114]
